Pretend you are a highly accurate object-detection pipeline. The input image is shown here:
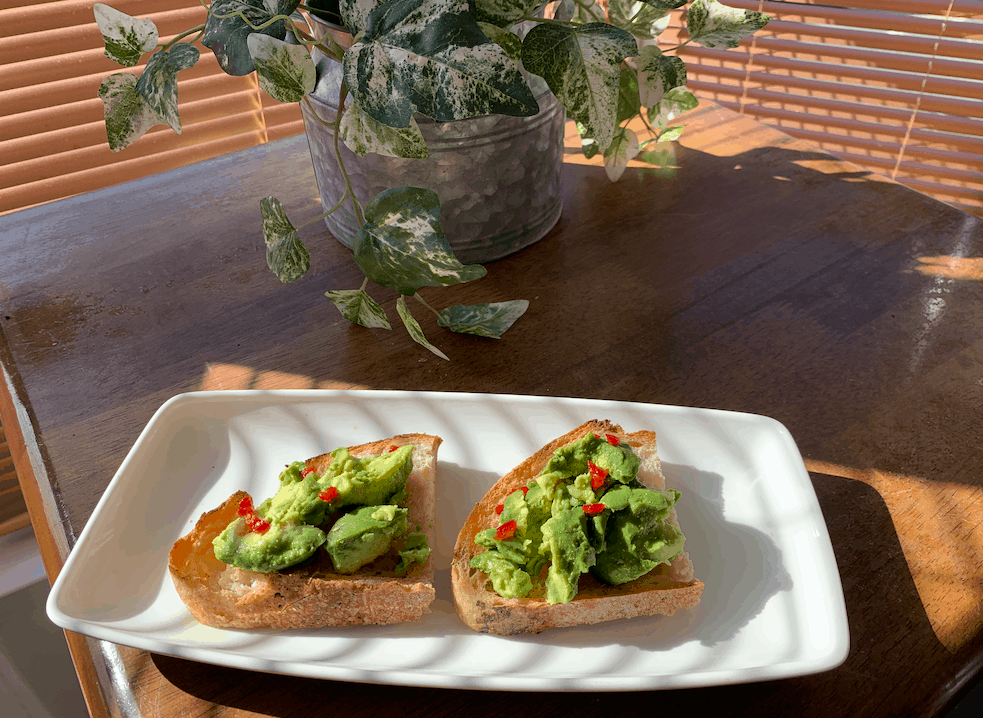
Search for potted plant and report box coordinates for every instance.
[93,0,769,359]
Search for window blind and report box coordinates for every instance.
[663,0,983,217]
[0,0,305,215]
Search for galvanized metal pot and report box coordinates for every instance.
[300,21,565,264]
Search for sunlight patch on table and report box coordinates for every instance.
[199,363,370,391]
[914,256,983,282]
[805,459,983,653]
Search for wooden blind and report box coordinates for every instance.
[663,0,983,217]
[0,0,305,215]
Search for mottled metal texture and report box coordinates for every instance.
[300,49,565,264]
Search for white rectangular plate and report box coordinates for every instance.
[47,390,849,691]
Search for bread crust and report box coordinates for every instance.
[168,433,441,629]
[451,420,703,635]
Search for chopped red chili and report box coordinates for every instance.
[301,467,315,478]
[583,503,605,515]
[495,519,518,540]
[494,504,504,515]
[318,486,339,502]
[520,486,529,497]
[605,433,620,446]
[588,460,609,489]
[245,513,270,533]
[237,496,253,516]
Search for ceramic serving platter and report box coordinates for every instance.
[47,390,849,691]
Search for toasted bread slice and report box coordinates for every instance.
[168,433,441,629]
[451,420,703,635]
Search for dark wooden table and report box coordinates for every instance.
[2,102,983,717]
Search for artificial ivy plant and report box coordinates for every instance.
[93,0,769,359]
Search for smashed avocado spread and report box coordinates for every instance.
[212,445,430,574]
[470,433,685,604]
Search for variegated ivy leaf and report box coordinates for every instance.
[639,0,687,9]
[339,100,429,158]
[343,0,539,129]
[324,288,392,329]
[134,44,199,133]
[260,196,311,283]
[474,0,541,27]
[657,125,684,142]
[552,0,576,22]
[340,0,386,34]
[686,0,770,49]
[93,4,159,67]
[98,73,162,151]
[636,45,686,108]
[575,120,599,159]
[202,0,300,76]
[437,300,528,338]
[603,126,639,182]
[616,66,640,124]
[397,296,449,360]
[608,0,671,39]
[477,22,523,63]
[647,85,698,127]
[353,187,487,296]
[521,22,637,154]
[247,34,316,102]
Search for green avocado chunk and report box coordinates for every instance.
[213,445,414,574]
[471,432,689,604]
[325,504,408,573]
[320,446,413,508]
[212,517,326,573]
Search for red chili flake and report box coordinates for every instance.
[318,486,339,502]
[520,486,529,497]
[237,496,253,517]
[605,434,620,446]
[301,467,315,478]
[583,503,605,515]
[245,513,270,533]
[495,520,518,540]
[494,504,504,515]
[388,445,399,452]
[588,460,609,489]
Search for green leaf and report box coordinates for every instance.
[397,296,449,360]
[603,126,639,182]
[353,187,487,296]
[340,0,387,34]
[324,288,392,328]
[635,45,686,107]
[521,22,636,153]
[437,300,529,338]
[343,0,538,128]
[637,0,687,10]
[608,0,671,39]
[647,86,698,127]
[339,100,429,158]
[477,22,523,63]
[134,44,199,133]
[616,66,640,124]
[657,125,684,142]
[98,73,162,151]
[553,0,576,22]
[260,197,311,283]
[575,120,599,159]
[247,34,316,102]
[202,0,301,76]
[93,4,159,67]
[474,0,541,27]
[686,0,770,49]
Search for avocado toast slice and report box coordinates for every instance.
[451,420,703,635]
[169,433,441,629]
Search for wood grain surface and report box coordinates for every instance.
[2,102,982,717]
